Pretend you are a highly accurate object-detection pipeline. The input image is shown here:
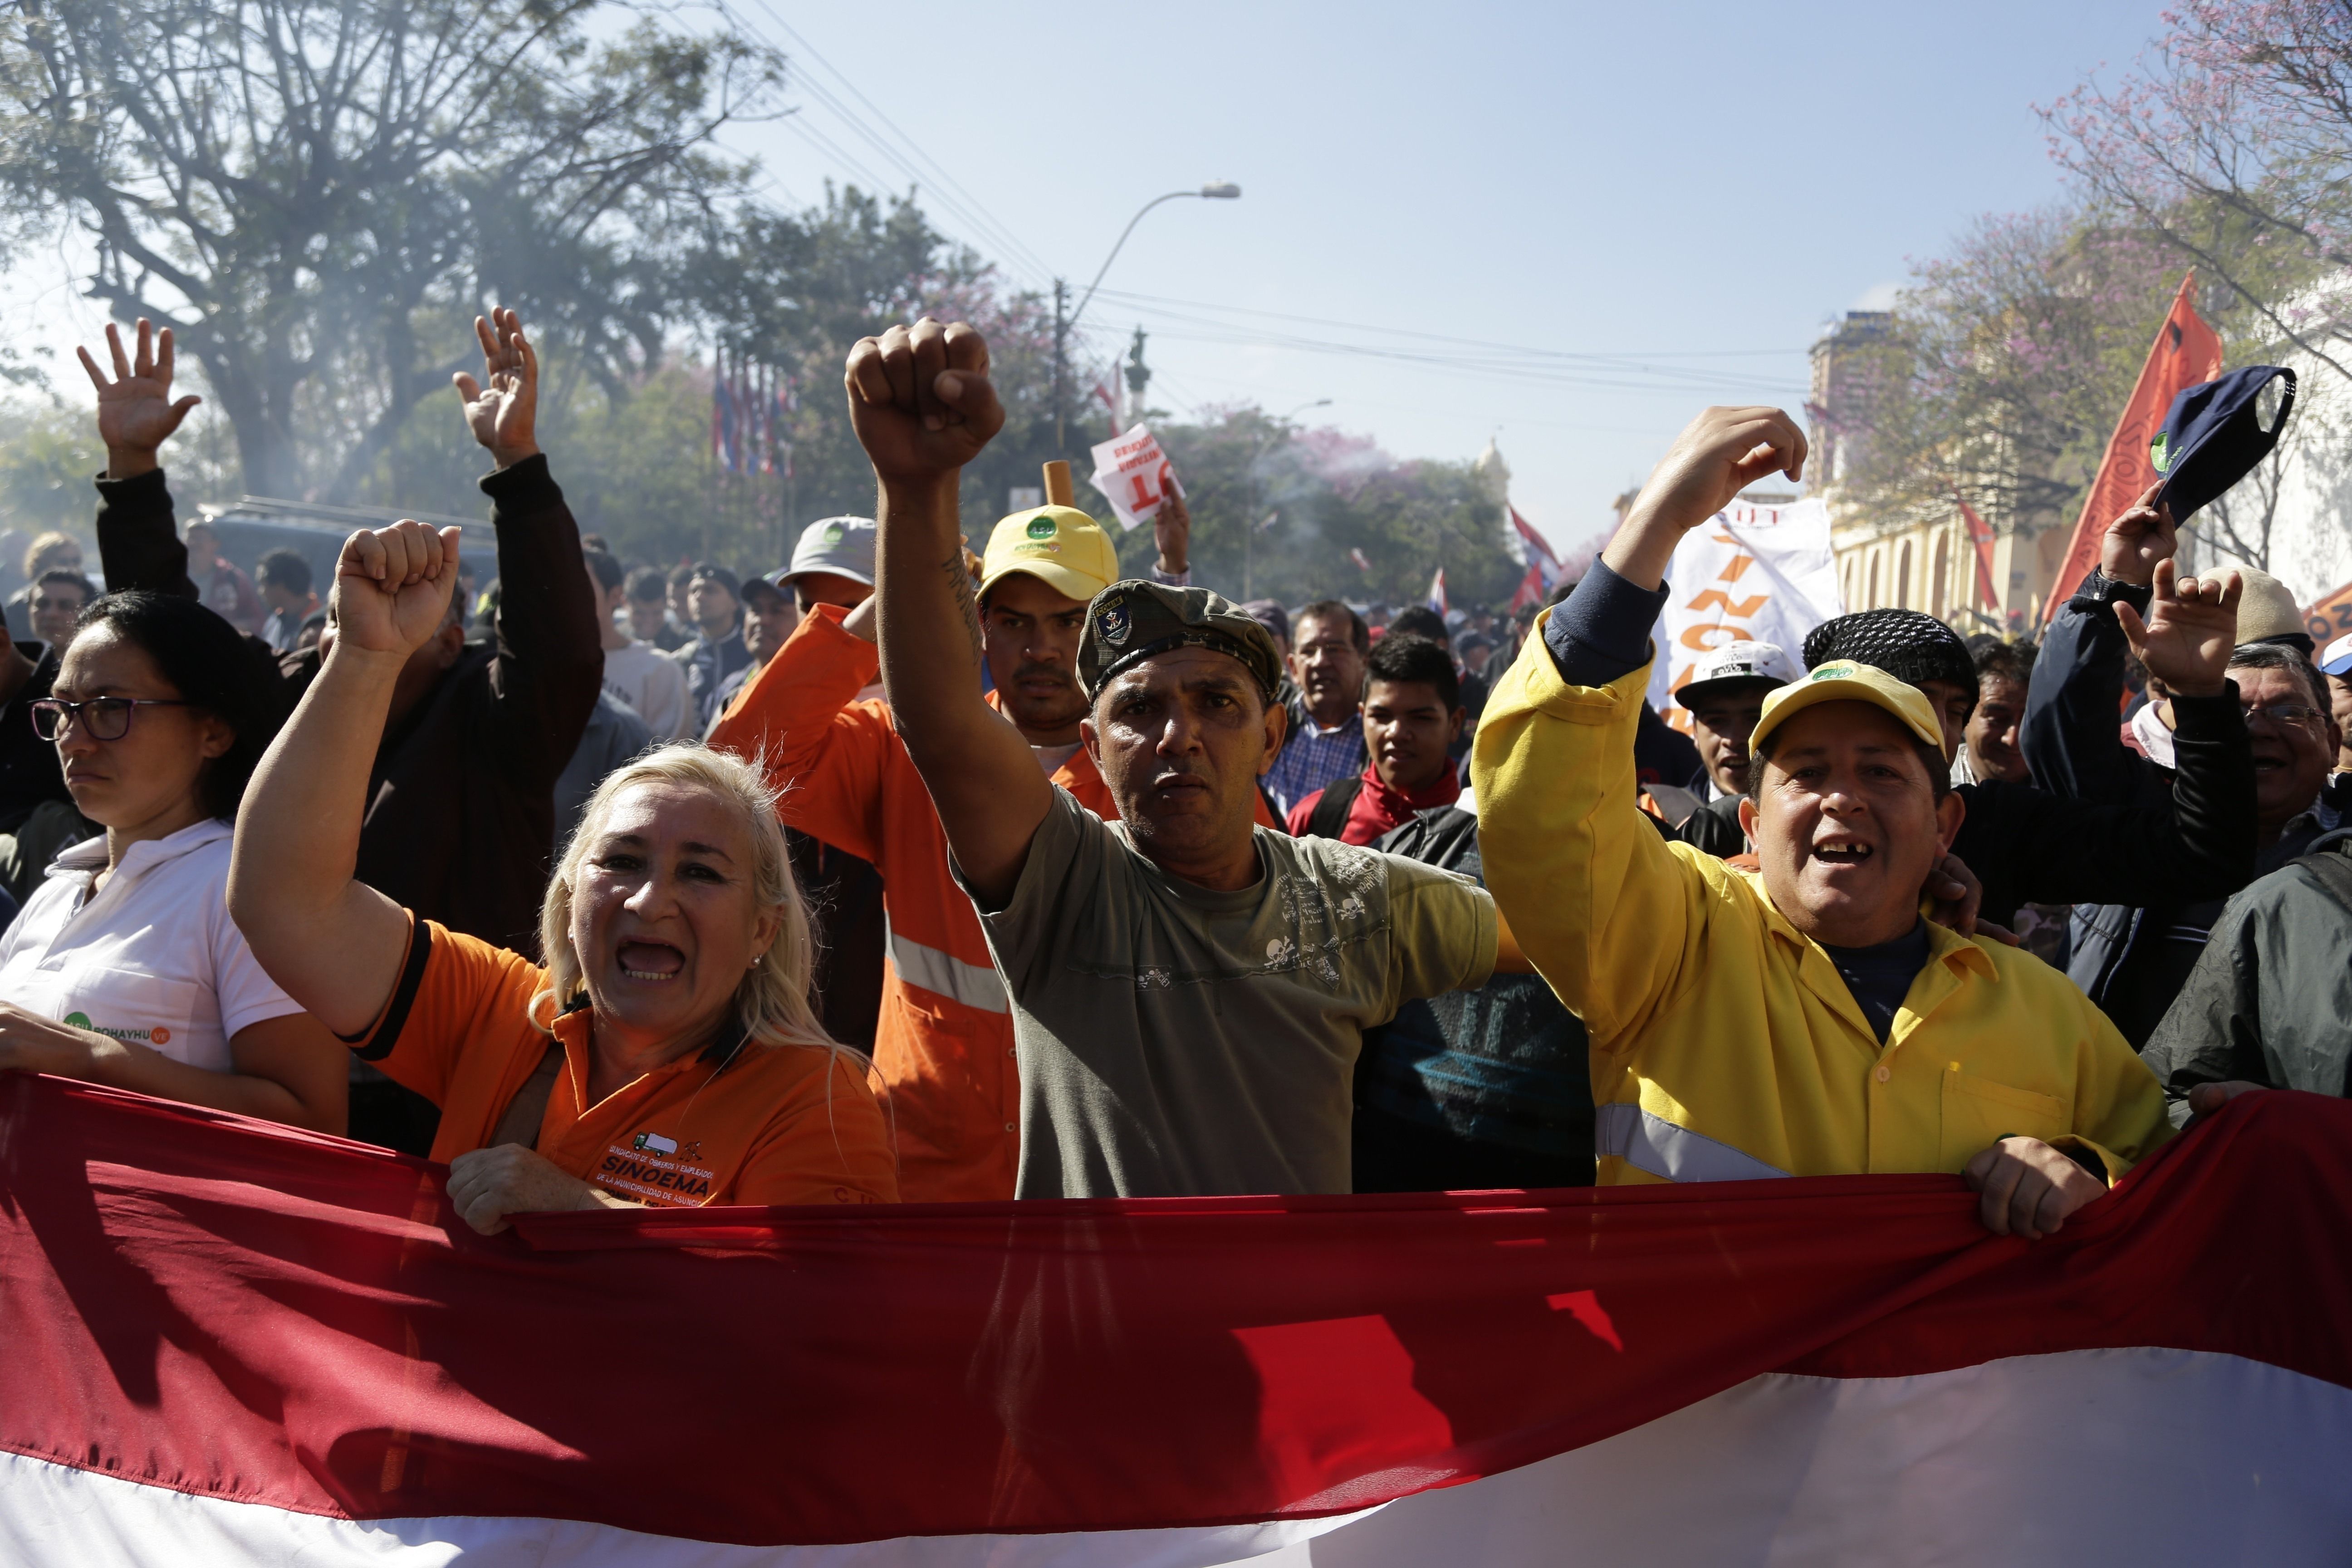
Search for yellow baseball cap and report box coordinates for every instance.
[979,506,1120,604]
[1750,659,1945,754]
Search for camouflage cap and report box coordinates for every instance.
[1078,579,1285,704]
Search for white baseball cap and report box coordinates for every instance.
[2319,631,2352,677]
[1678,640,1800,705]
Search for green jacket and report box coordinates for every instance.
[2141,828,2352,1124]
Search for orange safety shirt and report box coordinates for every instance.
[710,604,1274,1201]
[355,916,897,1207]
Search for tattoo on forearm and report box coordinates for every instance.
[944,549,981,660]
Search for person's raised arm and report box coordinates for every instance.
[847,318,1049,907]
[2020,483,2176,802]
[82,318,203,599]
[455,309,603,780]
[1474,406,1803,1036]
[227,520,464,1038]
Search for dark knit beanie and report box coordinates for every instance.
[1802,609,1979,717]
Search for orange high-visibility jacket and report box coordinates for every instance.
[709,603,1275,1201]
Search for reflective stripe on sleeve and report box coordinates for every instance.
[1595,1102,1792,1183]
[884,920,1009,1014]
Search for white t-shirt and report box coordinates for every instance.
[0,819,303,1072]
[603,640,693,740]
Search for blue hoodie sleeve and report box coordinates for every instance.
[2021,568,2165,807]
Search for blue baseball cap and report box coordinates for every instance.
[2151,366,2297,524]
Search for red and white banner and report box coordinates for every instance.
[1,1073,2348,1565]
[1088,424,1183,532]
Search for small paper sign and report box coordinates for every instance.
[1088,423,1184,531]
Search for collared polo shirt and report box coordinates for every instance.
[354,917,898,1207]
[0,818,302,1071]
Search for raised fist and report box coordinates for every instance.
[1626,406,1808,536]
[844,318,1004,485]
[453,308,541,468]
[330,520,464,660]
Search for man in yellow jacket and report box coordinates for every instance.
[1474,405,2195,1240]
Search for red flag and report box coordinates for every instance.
[1509,561,1546,613]
[2041,274,2223,624]
[1957,497,1999,610]
[1508,505,1566,588]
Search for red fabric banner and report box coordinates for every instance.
[2040,273,2223,624]
[0,1074,2346,1548]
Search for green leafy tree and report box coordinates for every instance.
[0,0,779,500]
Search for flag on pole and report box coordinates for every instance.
[1427,567,1449,615]
[1507,505,1568,591]
[1958,497,1999,611]
[2040,274,2223,624]
[1508,561,1547,614]
[1350,547,1372,573]
[1,1075,2347,1566]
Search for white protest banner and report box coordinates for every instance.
[1646,497,1844,729]
[1088,424,1183,531]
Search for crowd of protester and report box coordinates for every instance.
[0,309,2337,1248]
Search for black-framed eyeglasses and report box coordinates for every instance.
[30,697,190,742]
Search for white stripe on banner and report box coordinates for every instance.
[884,918,1009,1014]
[1593,1102,1792,1182]
[5,1350,2344,1566]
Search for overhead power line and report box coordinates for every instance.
[722,2,1060,289]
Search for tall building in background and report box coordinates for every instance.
[1809,309,2024,633]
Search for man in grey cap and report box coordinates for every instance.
[777,514,877,619]
[844,316,1507,1200]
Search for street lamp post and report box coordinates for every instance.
[1245,397,1329,600]
[1054,182,1241,450]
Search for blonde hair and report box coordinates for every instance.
[22,531,79,579]
[537,743,841,1061]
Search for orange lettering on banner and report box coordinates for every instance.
[2303,580,2352,646]
[1680,624,1741,652]
[1685,589,1769,618]
[1717,554,1757,583]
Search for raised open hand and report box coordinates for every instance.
[77,319,201,478]
[844,318,1004,486]
[2115,558,2240,699]
[2099,482,2178,588]
[330,520,464,660]
[452,308,540,467]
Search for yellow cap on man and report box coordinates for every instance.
[1750,659,1947,755]
[978,506,1121,604]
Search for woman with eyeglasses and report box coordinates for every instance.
[0,592,347,1130]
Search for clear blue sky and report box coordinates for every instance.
[721,0,2171,558]
[0,0,2174,562]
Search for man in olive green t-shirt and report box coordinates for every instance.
[846,317,1499,1198]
